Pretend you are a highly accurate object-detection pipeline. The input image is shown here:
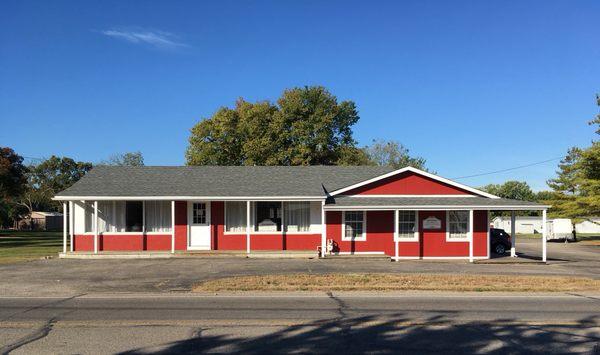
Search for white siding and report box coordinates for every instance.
[310,201,322,233]
[73,201,87,234]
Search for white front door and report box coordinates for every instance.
[188,201,211,250]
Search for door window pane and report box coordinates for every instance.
[193,202,206,224]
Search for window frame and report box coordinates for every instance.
[224,201,248,234]
[446,210,470,242]
[342,210,367,241]
[283,201,311,234]
[84,200,172,235]
[253,201,283,233]
[395,210,419,242]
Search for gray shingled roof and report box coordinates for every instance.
[55,166,396,198]
[326,196,548,209]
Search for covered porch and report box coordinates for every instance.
[323,196,550,262]
[57,198,326,255]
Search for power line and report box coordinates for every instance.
[451,156,564,180]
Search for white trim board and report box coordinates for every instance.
[392,256,488,261]
[329,166,499,199]
[324,205,549,211]
[54,196,326,201]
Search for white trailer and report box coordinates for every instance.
[546,218,575,241]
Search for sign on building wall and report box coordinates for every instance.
[423,216,442,230]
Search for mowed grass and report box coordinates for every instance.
[0,230,62,264]
[194,273,600,293]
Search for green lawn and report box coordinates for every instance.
[0,230,63,264]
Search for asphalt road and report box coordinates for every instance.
[0,239,598,297]
[0,293,599,354]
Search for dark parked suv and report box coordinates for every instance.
[490,228,512,255]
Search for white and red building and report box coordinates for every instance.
[54,166,549,261]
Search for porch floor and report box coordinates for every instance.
[59,250,320,259]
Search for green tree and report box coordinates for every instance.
[0,147,28,227]
[186,86,363,166]
[481,181,536,201]
[18,156,92,213]
[534,190,554,203]
[0,147,27,199]
[589,94,600,135]
[364,139,427,170]
[547,96,600,222]
[102,151,145,166]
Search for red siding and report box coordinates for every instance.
[345,171,474,196]
[72,200,489,258]
[101,234,143,251]
[327,210,489,258]
[73,234,94,251]
[174,201,187,250]
[145,234,172,251]
[73,234,173,251]
[210,202,321,251]
[325,211,395,254]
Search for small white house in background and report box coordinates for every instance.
[575,218,600,234]
[492,216,544,234]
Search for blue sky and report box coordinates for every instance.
[1,0,598,191]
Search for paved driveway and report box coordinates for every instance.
[0,239,598,296]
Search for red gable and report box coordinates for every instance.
[341,171,479,196]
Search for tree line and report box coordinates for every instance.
[1,86,598,228]
[0,151,144,228]
[480,95,599,223]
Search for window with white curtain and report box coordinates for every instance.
[397,211,418,240]
[94,201,167,233]
[225,201,247,233]
[448,210,469,240]
[284,202,310,232]
[84,201,94,233]
[97,201,126,233]
[145,201,172,232]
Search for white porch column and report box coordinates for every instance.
[486,210,490,259]
[171,201,175,253]
[69,201,74,252]
[93,201,98,254]
[510,210,516,257]
[469,209,474,263]
[321,201,326,257]
[542,209,547,262]
[62,202,67,253]
[394,210,399,261]
[246,201,251,254]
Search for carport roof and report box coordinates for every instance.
[325,196,548,210]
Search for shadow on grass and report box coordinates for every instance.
[120,314,600,354]
[0,231,62,248]
[578,235,600,242]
